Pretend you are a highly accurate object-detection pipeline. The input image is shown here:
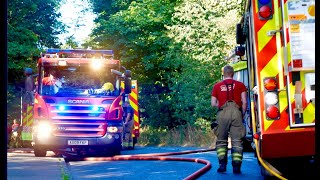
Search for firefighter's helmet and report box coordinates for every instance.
[24,68,33,75]
[102,82,114,92]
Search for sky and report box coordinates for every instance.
[57,0,96,45]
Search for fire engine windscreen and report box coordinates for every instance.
[39,65,120,97]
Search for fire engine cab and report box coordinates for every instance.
[30,49,139,157]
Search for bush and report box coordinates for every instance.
[138,124,216,148]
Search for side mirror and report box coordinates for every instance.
[236,23,245,44]
[124,77,132,94]
[124,70,132,94]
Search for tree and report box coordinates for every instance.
[8,0,65,82]
[7,0,66,122]
[87,0,243,129]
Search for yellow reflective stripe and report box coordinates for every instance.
[257,20,274,52]
[278,90,288,113]
[130,91,138,101]
[217,148,227,152]
[233,157,242,161]
[273,0,284,90]
[287,41,292,64]
[260,54,278,91]
[230,61,247,72]
[217,148,227,156]
[263,110,273,131]
[304,103,315,123]
[130,101,138,112]
[289,82,295,103]
[232,153,242,157]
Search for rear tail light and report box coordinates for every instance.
[266,105,280,119]
[265,92,278,105]
[253,132,260,140]
[258,0,273,20]
[264,78,277,91]
[264,77,280,120]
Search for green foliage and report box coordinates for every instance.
[7,0,65,120]
[88,0,242,129]
[8,0,64,82]
[138,124,216,147]
[7,0,243,135]
[7,84,22,122]
[63,37,79,48]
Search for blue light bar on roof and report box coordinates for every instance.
[46,48,114,55]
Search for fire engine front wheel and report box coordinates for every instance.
[34,146,47,157]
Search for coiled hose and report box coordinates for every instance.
[64,148,216,180]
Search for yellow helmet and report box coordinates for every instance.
[102,82,114,91]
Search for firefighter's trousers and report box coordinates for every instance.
[123,120,134,149]
[214,101,245,167]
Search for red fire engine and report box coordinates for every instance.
[29,48,139,157]
[234,0,315,178]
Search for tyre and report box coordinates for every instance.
[34,146,47,157]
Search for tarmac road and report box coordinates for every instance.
[7,150,66,180]
[7,146,263,180]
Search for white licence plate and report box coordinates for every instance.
[67,140,89,145]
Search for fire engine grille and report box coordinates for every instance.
[51,121,106,137]
[50,104,107,137]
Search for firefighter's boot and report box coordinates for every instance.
[232,161,241,174]
[231,142,243,174]
[216,145,228,173]
[217,162,227,173]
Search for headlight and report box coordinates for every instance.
[265,92,278,105]
[37,122,52,138]
[107,126,119,133]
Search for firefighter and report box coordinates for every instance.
[211,65,247,174]
[42,69,62,94]
[24,68,35,104]
[122,100,134,150]
[11,119,22,148]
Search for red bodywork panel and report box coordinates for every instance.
[261,128,315,158]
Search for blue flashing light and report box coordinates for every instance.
[92,106,99,111]
[258,0,270,5]
[46,49,114,55]
[58,106,65,111]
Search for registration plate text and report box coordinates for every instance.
[67,140,89,145]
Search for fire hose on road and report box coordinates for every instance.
[64,148,216,180]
